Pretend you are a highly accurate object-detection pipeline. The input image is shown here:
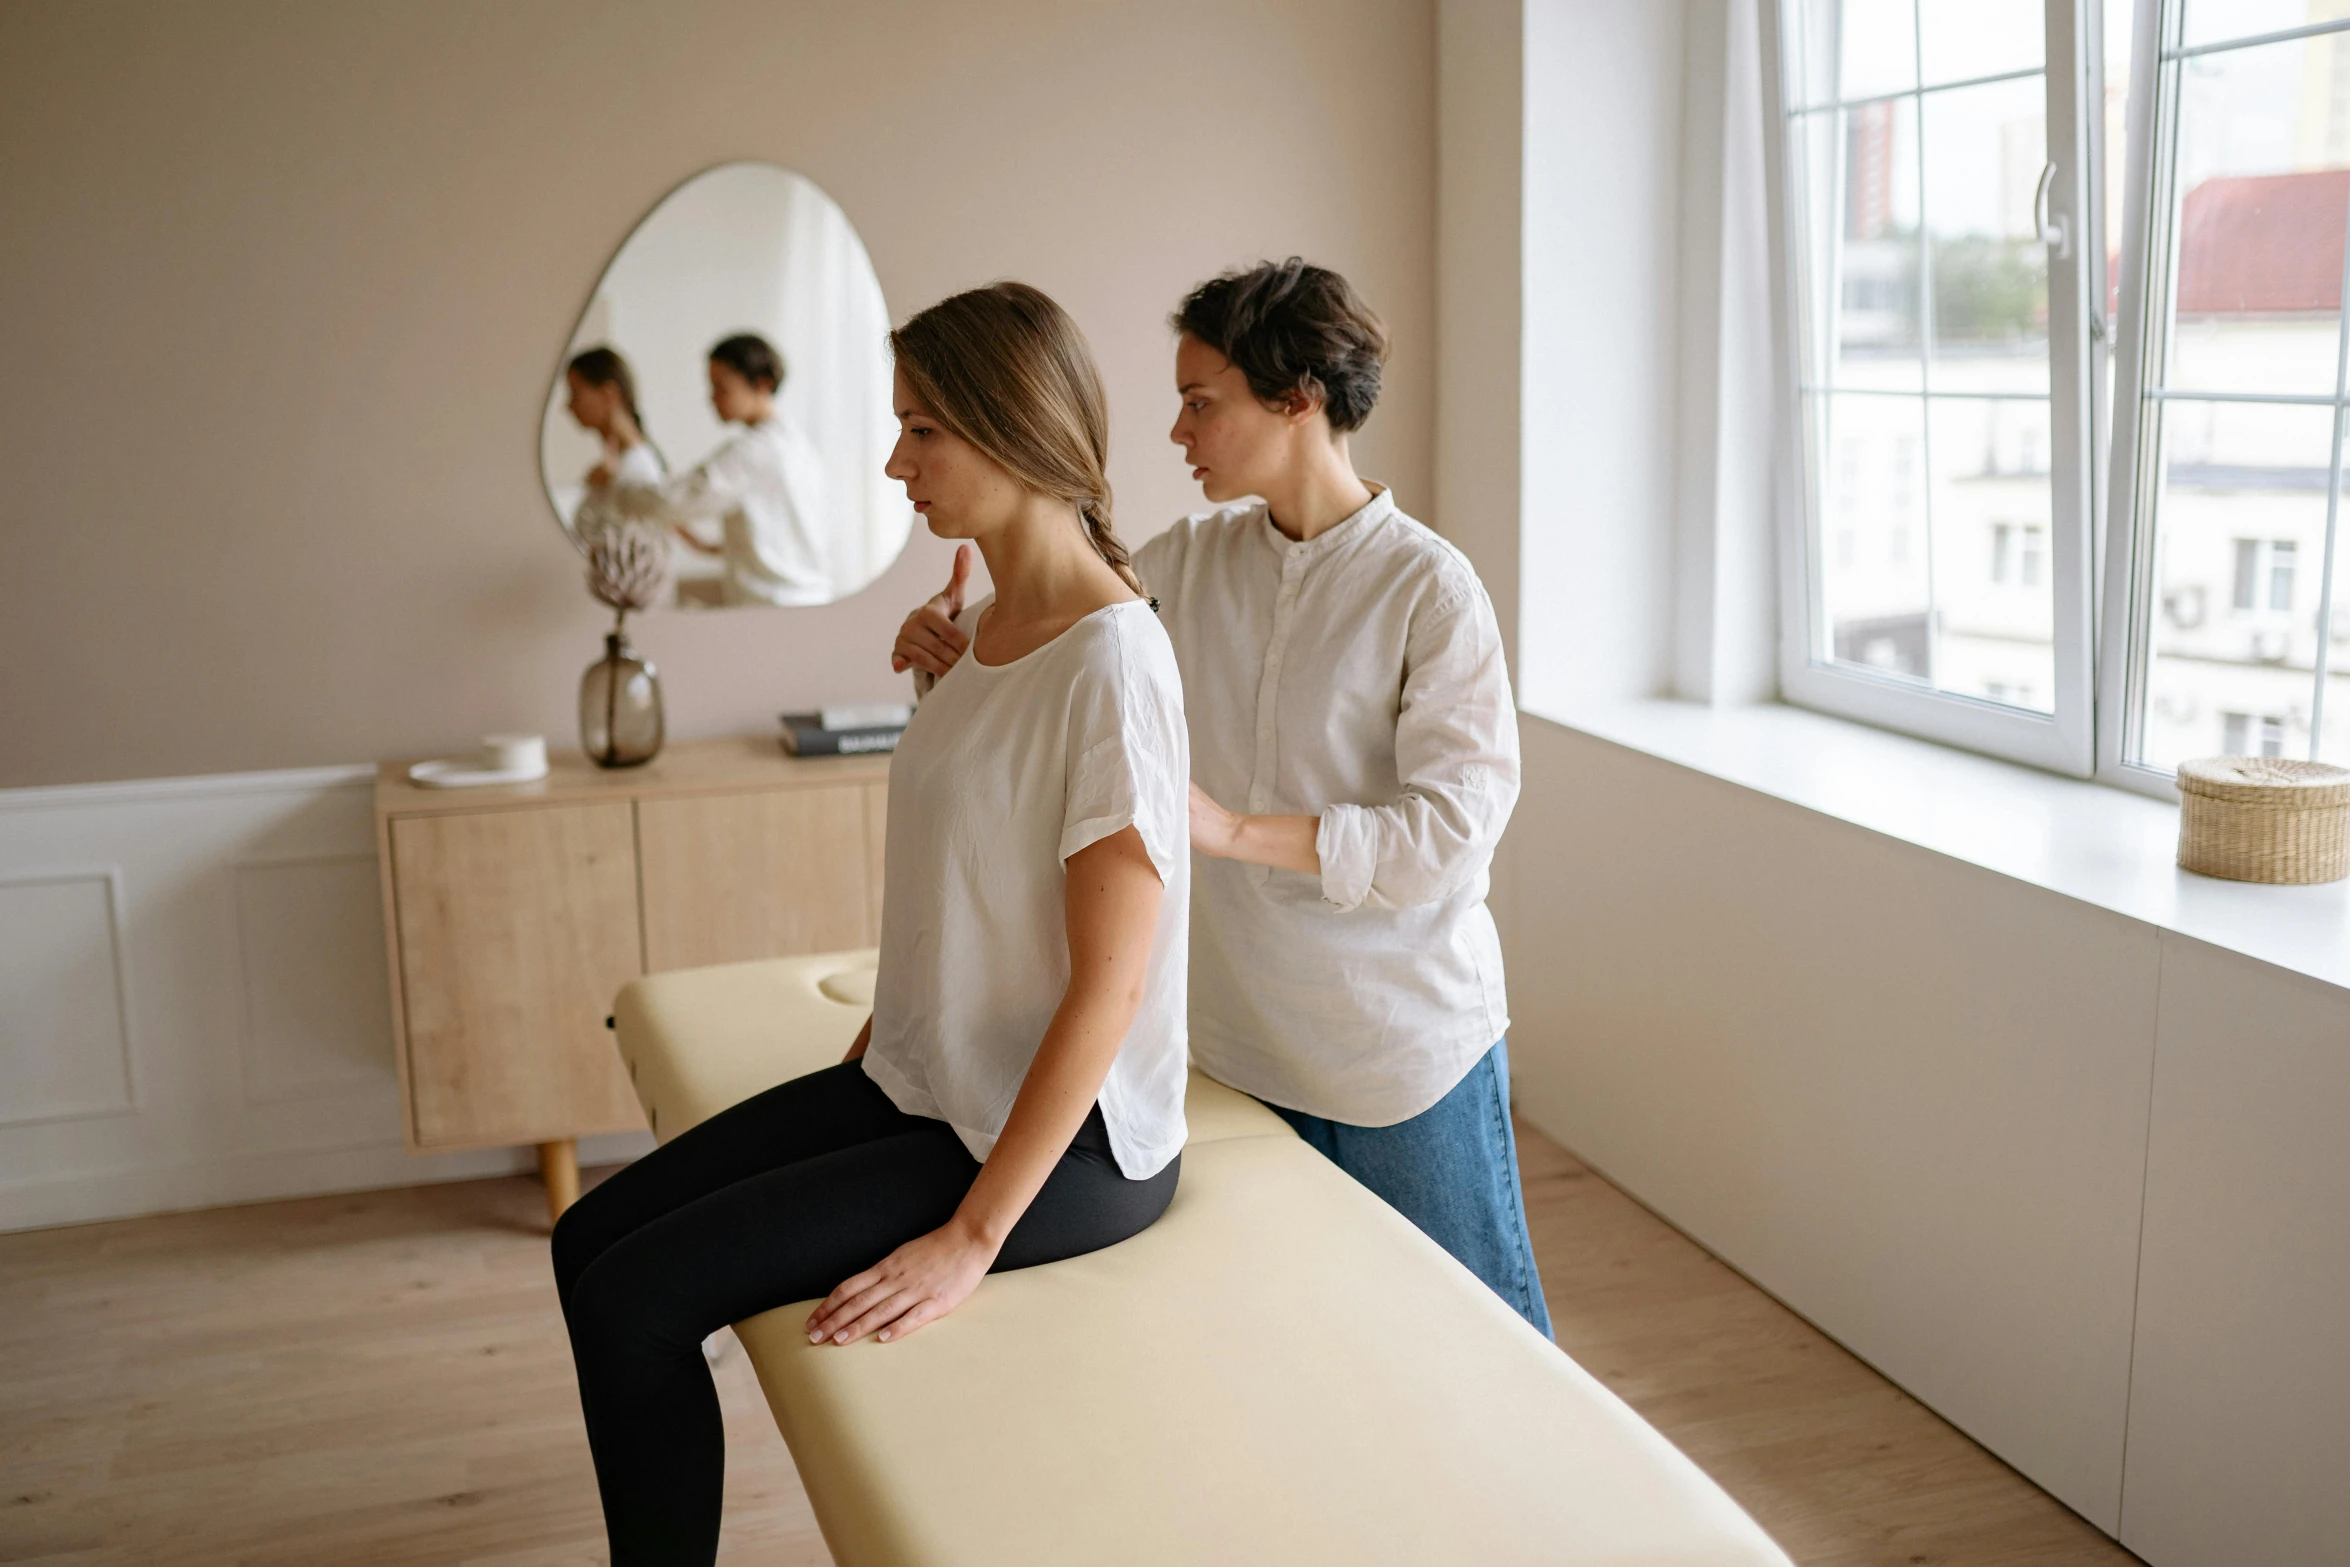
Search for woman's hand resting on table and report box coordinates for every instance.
[891,545,975,678]
[813,1014,990,1345]
[805,1217,997,1346]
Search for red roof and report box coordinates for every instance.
[2177,170,2350,316]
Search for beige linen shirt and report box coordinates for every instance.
[1133,487,1518,1126]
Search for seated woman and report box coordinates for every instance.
[595,332,836,606]
[560,345,665,546]
[551,282,1190,1565]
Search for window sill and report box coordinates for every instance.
[1522,696,2350,995]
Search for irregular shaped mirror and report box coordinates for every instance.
[541,162,908,608]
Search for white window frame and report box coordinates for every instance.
[1760,0,2102,776]
[2097,0,2350,798]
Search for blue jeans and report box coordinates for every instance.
[1266,1040,1552,1338]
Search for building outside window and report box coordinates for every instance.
[1774,0,2350,783]
[2107,0,2350,776]
[2221,709,2290,757]
[1774,0,2095,773]
[1992,520,2048,585]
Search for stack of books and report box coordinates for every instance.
[780,703,913,757]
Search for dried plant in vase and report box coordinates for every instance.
[579,525,671,768]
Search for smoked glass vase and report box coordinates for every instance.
[580,630,663,767]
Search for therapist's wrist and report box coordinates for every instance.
[1188,785,1245,858]
[1232,813,1324,876]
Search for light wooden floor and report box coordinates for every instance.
[0,1124,2141,1565]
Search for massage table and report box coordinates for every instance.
[612,950,1794,1566]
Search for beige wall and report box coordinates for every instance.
[0,0,1434,789]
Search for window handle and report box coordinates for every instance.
[2034,162,2073,259]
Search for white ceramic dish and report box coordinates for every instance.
[407,758,552,789]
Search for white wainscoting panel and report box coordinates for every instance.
[0,871,135,1125]
[234,854,398,1104]
[0,766,653,1233]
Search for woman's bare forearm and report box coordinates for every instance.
[950,978,1140,1247]
[950,824,1162,1249]
[803,826,1162,1349]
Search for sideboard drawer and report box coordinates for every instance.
[389,801,647,1149]
[637,783,884,971]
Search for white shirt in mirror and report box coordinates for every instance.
[571,444,666,548]
[617,418,834,607]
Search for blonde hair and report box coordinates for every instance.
[889,282,1143,596]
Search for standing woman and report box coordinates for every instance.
[894,260,1547,1336]
[556,282,1191,1563]
[596,332,836,606]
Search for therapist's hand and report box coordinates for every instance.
[891,545,973,678]
[806,1216,997,1346]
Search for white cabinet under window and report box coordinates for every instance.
[1768,0,2100,772]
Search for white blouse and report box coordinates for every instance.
[571,444,666,547]
[1133,488,1518,1127]
[864,598,1191,1179]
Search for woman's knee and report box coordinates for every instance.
[564,1247,704,1365]
[549,1179,624,1303]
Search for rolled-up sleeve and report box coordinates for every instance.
[1315,583,1520,912]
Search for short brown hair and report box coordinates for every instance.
[709,332,784,392]
[1172,259,1388,432]
[890,283,1141,595]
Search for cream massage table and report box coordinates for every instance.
[612,950,1794,1566]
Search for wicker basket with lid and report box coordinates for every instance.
[2176,757,2350,884]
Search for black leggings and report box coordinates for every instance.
[550,1060,1179,1565]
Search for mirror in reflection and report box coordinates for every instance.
[541,162,909,608]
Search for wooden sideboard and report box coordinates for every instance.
[374,737,891,1219]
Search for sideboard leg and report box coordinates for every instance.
[538,1138,580,1225]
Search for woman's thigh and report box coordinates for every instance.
[565,1121,980,1353]
[552,1060,916,1300]
[993,1110,1180,1272]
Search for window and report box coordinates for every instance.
[1772,0,2097,773]
[2103,1,2350,778]
[1772,0,2350,791]
[2221,710,2289,758]
[2230,538,2299,614]
[1993,520,2048,586]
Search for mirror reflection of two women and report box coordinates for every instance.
[563,334,834,607]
